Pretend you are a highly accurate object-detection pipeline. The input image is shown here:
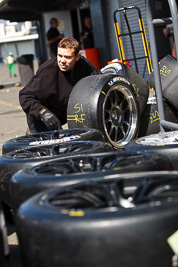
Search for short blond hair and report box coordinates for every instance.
[58,37,80,56]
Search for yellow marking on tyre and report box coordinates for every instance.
[67,114,85,123]
[101,91,106,95]
[61,209,85,217]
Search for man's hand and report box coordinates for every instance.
[39,108,62,130]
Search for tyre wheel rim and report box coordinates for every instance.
[136,130,178,145]
[6,142,103,159]
[102,84,138,148]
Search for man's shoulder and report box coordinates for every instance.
[76,55,101,74]
[78,55,91,65]
[37,58,58,72]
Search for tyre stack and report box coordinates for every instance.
[0,128,113,217]
[1,129,177,266]
[15,171,178,267]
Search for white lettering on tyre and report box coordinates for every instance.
[108,76,130,87]
[29,136,81,146]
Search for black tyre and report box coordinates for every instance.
[2,128,104,154]
[125,130,178,170]
[101,62,149,114]
[0,140,112,207]
[16,171,178,267]
[138,97,178,137]
[10,150,172,213]
[148,54,178,110]
[67,74,139,149]
[0,201,9,267]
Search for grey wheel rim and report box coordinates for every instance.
[102,84,138,148]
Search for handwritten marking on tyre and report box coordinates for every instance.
[132,84,139,101]
[143,111,159,123]
[29,136,81,146]
[160,65,171,77]
[67,114,85,123]
[73,103,84,113]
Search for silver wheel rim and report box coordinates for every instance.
[102,84,138,148]
[136,130,178,145]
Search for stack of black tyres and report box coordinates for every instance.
[15,171,178,267]
[0,128,109,221]
[0,140,113,209]
[10,150,172,214]
[2,128,105,154]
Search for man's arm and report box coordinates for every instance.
[19,78,44,119]
[47,33,64,44]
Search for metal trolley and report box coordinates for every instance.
[146,0,178,131]
[113,5,152,77]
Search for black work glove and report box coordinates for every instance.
[39,108,62,130]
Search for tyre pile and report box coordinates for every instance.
[1,126,178,267]
[1,57,178,266]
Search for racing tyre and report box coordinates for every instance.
[10,150,172,213]
[138,97,178,137]
[16,171,178,267]
[148,54,178,109]
[0,140,112,207]
[125,130,178,170]
[67,74,139,149]
[101,62,149,114]
[0,201,9,267]
[2,128,104,154]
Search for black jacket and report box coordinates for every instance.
[19,56,101,124]
[46,27,62,55]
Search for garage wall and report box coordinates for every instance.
[43,11,73,59]
[89,0,112,67]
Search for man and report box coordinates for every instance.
[80,17,94,49]
[46,18,64,58]
[4,52,16,77]
[19,37,101,133]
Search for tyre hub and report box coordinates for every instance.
[111,108,123,125]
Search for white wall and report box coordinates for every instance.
[1,40,35,60]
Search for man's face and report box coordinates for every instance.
[57,47,80,72]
